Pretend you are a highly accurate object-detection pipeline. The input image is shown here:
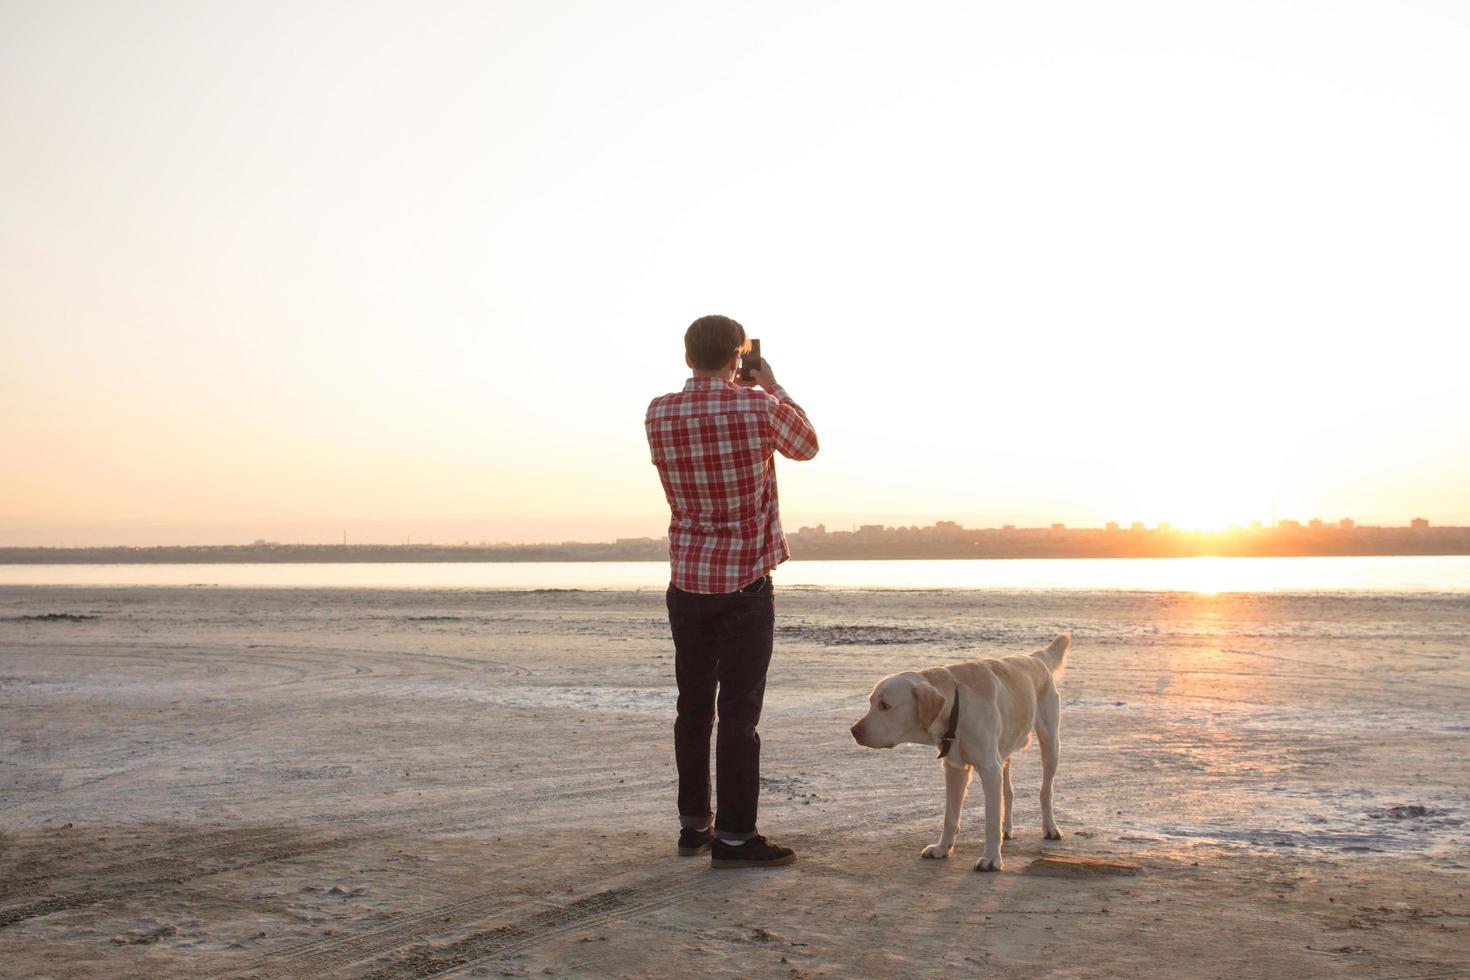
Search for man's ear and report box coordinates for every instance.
[914,681,946,731]
[685,351,694,369]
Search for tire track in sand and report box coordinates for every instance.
[0,826,308,904]
[0,830,372,930]
[0,768,672,931]
[222,795,942,979]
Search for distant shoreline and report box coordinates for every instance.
[3,530,1469,566]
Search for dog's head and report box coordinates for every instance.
[850,671,949,749]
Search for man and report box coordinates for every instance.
[645,314,819,869]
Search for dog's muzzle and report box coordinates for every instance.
[851,721,890,748]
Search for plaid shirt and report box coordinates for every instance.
[646,377,819,593]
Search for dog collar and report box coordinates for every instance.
[936,689,960,759]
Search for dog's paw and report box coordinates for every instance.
[973,854,1003,873]
[1043,826,1063,841]
[920,843,952,860]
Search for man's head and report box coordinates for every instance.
[685,314,749,375]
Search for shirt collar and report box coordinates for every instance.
[683,376,735,391]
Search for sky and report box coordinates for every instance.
[2,0,1467,547]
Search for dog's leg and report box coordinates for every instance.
[1037,691,1063,840]
[1002,758,1014,840]
[973,760,1004,871]
[921,763,971,859]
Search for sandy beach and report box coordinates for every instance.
[1,584,1467,978]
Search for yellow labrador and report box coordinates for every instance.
[850,633,1070,871]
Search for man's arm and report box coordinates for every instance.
[644,399,662,463]
[750,361,819,461]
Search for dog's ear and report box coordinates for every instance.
[913,681,947,731]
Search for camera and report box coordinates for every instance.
[738,338,762,382]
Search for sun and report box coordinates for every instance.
[1127,464,1275,532]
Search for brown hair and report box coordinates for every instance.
[684,314,749,370]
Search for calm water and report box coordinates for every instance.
[1,555,1468,592]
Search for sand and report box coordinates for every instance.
[1,584,1467,978]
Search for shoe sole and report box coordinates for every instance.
[710,853,797,869]
[677,844,712,856]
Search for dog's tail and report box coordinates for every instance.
[1033,632,1071,680]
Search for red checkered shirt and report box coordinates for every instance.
[646,377,819,594]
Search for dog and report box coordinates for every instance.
[849,633,1070,871]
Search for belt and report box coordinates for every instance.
[738,574,771,593]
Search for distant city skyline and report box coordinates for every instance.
[5,514,1465,565]
[0,511,1458,550]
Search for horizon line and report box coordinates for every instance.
[2,515,1460,552]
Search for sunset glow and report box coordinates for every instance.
[4,7,1469,977]
[3,1,1467,546]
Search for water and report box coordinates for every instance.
[1,554,1468,592]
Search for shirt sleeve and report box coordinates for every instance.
[645,399,665,464]
[765,386,819,461]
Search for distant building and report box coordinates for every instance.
[1105,521,1120,532]
[1278,519,1302,530]
[1130,522,1145,532]
[1157,522,1172,531]
[1308,518,1325,529]
[1248,520,1263,531]
[1339,518,1354,529]
[1411,517,1430,529]
[1050,523,1066,531]
[1002,524,1017,532]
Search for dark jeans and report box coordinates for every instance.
[667,574,775,838]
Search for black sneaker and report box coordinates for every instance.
[710,835,796,869]
[678,827,714,856]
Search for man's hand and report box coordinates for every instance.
[749,359,779,392]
